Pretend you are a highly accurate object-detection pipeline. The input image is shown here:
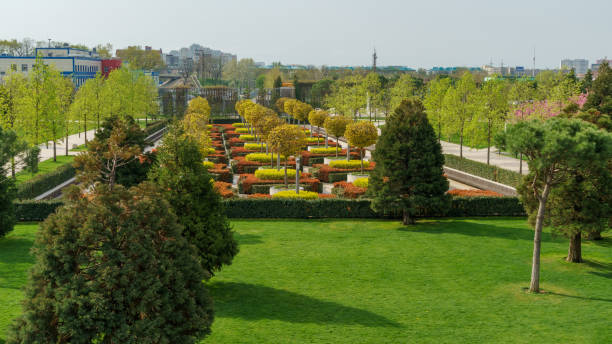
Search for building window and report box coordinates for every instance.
[21,64,28,72]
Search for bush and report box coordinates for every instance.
[203,147,216,155]
[244,143,266,150]
[232,122,246,127]
[16,163,75,199]
[235,128,249,133]
[353,178,369,188]
[239,134,256,141]
[203,161,215,170]
[14,196,525,220]
[272,190,319,200]
[245,153,285,163]
[206,124,213,129]
[329,160,368,169]
[444,154,523,187]
[305,137,322,143]
[310,147,337,154]
[255,168,296,180]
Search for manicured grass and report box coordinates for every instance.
[14,155,75,185]
[1,219,610,343]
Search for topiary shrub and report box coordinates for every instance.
[244,143,266,150]
[235,128,249,133]
[329,160,368,169]
[202,161,215,170]
[255,168,296,180]
[272,190,319,200]
[353,177,369,188]
[238,134,256,141]
[245,153,285,163]
[232,122,246,128]
[310,147,337,154]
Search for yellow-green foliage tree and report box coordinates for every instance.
[293,101,313,125]
[344,121,378,173]
[267,124,307,187]
[188,97,211,119]
[182,112,211,157]
[308,109,329,143]
[283,99,298,123]
[323,115,352,157]
[275,97,290,114]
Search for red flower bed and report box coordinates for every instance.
[315,162,375,183]
[211,142,225,150]
[230,147,258,158]
[207,153,227,164]
[224,131,240,139]
[301,149,359,166]
[213,181,234,199]
[333,181,367,199]
[227,137,245,147]
[447,189,503,197]
[248,193,271,199]
[239,172,320,194]
[209,163,232,183]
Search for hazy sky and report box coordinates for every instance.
[3,0,611,68]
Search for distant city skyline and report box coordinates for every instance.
[3,0,611,69]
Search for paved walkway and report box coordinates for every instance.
[440,141,528,174]
[4,129,98,176]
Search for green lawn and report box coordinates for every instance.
[14,155,75,185]
[1,219,610,343]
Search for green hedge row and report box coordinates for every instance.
[15,197,525,222]
[16,163,75,200]
[444,154,523,187]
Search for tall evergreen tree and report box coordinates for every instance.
[369,98,449,225]
[149,125,238,276]
[584,61,612,115]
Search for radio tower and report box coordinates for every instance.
[532,48,536,77]
[372,48,377,72]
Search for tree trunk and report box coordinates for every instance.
[566,232,582,263]
[53,140,57,162]
[65,135,69,156]
[519,154,523,175]
[487,122,491,165]
[459,127,464,159]
[277,153,280,170]
[529,182,551,293]
[346,144,350,161]
[335,142,338,157]
[402,209,414,225]
[11,156,15,178]
[295,157,300,194]
[325,132,328,148]
[284,162,288,188]
[360,149,364,174]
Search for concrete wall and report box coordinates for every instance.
[444,167,517,196]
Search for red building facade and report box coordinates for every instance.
[101,59,122,77]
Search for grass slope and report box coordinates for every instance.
[0,219,610,343]
[14,155,75,185]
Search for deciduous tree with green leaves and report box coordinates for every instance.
[344,121,378,173]
[423,76,451,142]
[268,124,307,187]
[323,115,351,157]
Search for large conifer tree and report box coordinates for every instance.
[369,98,449,225]
[8,183,213,343]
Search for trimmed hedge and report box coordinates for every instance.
[272,190,319,200]
[16,163,75,200]
[14,196,525,221]
[444,154,523,187]
[14,200,64,221]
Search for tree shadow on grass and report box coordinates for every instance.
[584,260,612,279]
[401,219,561,243]
[0,238,35,264]
[547,292,612,303]
[208,282,401,328]
[233,233,263,246]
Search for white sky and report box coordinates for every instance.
[2,0,611,68]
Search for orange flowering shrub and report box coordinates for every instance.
[230,146,258,158]
[248,193,271,199]
[227,137,245,147]
[332,181,367,199]
[213,181,234,199]
[447,189,503,197]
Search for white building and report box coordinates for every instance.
[560,59,589,76]
[0,47,102,88]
